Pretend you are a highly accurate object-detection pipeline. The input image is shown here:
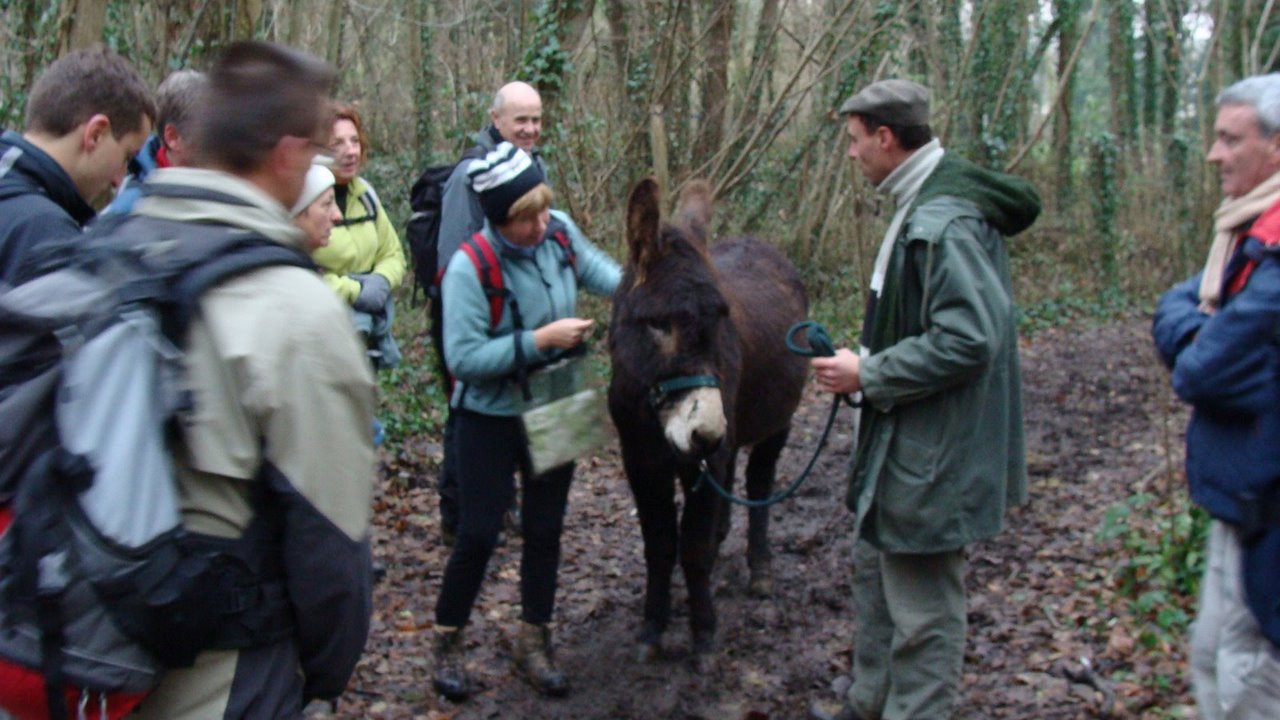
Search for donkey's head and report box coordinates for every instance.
[610,179,738,459]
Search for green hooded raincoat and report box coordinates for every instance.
[849,154,1041,553]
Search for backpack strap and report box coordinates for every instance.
[457,232,536,401]
[91,217,316,345]
[359,188,378,222]
[166,237,314,342]
[549,227,576,271]
[459,232,508,331]
[334,188,379,228]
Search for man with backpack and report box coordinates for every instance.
[120,41,377,720]
[0,46,154,285]
[0,42,373,720]
[420,81,545,544]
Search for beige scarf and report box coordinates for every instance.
[1199,170,1280,312]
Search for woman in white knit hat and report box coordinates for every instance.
[291,162,340,252]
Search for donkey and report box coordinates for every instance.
[607,178,808,666]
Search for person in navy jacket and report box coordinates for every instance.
[1153,73,1280,719]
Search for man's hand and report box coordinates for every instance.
[533,318,594,350]
[811,348,862,394]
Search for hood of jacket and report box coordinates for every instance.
[914,153,1041,236]
[133,167,306,247]
[0,130,94,225]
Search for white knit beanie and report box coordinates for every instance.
[291,164,336,216]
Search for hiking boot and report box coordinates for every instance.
[513,621,568,697]
[808,699,866,720]
[432,625,472,701]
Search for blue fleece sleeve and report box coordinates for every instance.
[552,210,621,296]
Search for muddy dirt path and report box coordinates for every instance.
[320,314,1192,719]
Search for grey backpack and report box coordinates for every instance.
[0,213,311,718]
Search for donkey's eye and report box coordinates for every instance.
[647,320,679,356]
[647,319,671,333]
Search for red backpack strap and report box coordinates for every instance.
[459,232,505,329]
[552,230,576,270]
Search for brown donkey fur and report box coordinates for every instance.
[607,178,808,665]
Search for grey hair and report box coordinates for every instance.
[1218,73,1280,137]
[155,69,207,135]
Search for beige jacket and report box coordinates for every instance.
[129,168,375,719]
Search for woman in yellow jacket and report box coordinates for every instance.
[314,103,405,369]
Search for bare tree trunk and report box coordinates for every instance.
[603,0,631,81]
[59,0,109,55]
[235,0,263,40]
[326,0,345,68]
[285,0,306,46]
[1108,0,1137,147]
[412,0,438,167]
[18,0,46,90]
[919,0,963,97]
[649,105,671,195]
[1158,0,1184,138]
[1053,0,1080,207]
[747,0,782,108]
[557,0,596,53]
[696,0,733,172]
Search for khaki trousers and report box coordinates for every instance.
[1190,520,1280,720]
[848,540,967,720]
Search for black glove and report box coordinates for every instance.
[350,273,392,313]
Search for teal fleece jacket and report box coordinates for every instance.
[442,209,620,415]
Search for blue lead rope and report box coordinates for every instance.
[693,321,856,507]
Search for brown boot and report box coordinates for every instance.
[513,621,569,697]
[432,625,471,701]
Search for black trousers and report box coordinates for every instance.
[435,409,573,627]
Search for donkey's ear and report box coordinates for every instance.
[676,180,713,244]
[626,178,662,271]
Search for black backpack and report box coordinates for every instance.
[0,212,310,719]
[406,145,487,304]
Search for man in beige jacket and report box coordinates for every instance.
[129,41,377,719]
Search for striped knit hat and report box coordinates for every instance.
[467,141,545,225]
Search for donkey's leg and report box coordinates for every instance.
[713,447,739,547]
[745,428,789,597]
[678,461,726,668]
[623,449,678,661]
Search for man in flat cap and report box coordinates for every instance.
[809,79,1042,720]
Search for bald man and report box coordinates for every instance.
[433,81,546,543]
[436,82,544,275]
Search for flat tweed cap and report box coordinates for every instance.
[838,78,930,125]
